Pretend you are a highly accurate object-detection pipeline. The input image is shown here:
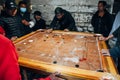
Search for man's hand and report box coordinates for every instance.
[99,36,106,41]
[22,19,29,26]
[33,72,62,80]
[99,34,114,41]
[11,36,18,41]
[49,72,62,80]
[101,49,110,56]
[46,29,53,33]
[64,29,69,32]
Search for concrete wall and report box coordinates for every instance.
[30,0,114,32]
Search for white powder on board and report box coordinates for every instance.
[63,57,79,63]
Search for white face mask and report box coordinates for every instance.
[20,7,26,13]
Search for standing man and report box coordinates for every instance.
[101,11,120,73]
[47,7,77,32]
[17,1,32,34]
[109,11,120,48]
[100,27,120,73]
[91,1,113,37]
[0,0,26,41]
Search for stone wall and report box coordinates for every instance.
[30,0,113,32]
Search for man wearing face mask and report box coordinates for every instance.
[17,1,32,35]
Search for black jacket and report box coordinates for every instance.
[0,13,26,39]
[91,10,113,37]
[32,19,46,31]
[17,11,32,34]
[50,10,77,31]
[113,26,120,47]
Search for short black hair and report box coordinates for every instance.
[34,11,41,16]
[55,7,63,14]
[98,1,107,7]
[18,1,27,6]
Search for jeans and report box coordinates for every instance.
[109,46,120,73]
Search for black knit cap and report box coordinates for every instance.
[34,11,41,16]
[5,0,17,10]
[55,7,63,14]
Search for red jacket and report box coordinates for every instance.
[0,35,51,80]
[0,34,21,80]
[0,26,5,35]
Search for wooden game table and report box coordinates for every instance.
[13,30,118,80]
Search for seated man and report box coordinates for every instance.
[32,11,46,31]
[47,7,77,32]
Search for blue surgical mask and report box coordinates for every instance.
[20,7,27,13]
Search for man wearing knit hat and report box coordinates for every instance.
[47,7,77,33]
